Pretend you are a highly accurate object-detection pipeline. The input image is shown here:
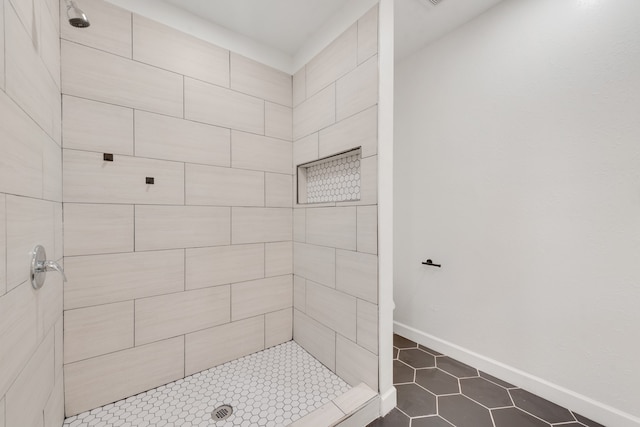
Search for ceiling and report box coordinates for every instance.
[158,0,505,65]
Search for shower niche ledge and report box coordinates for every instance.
[297,148,362,205]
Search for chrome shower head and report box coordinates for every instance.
[65,0,90,28]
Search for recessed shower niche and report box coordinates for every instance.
[297,148,362,204]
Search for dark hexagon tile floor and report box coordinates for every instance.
[368,334,607,427]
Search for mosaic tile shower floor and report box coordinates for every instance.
[63,341,351,427]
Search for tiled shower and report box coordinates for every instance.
[0,0,383,425]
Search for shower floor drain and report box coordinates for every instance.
[212,405,233,421]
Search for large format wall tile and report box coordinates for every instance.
[320,106,377,158]
[336,335,378,390]
[64,301,134,364]
[265,242,293,277]
[292,67,306,107]
[64,250,184,309]
[293,243,336,288]
[0,195,5,295]
[231,275,292,321]
[293,133,320,168]
[185,316,264,376]
[336,55,378,122]
[306,24,357,98]
[0,0,4,91]
[185,78,264,134]
[63,150,185,205]
[133,15,229,87]
[60,0,132,58]
[293,84,335,140]
[357,206,378,254]
[266,308,293,348]
[186,164,264,207]
[357,5,378,64]
[336,250,378,304]
[135,111,231,167]
[186,244,264,289]
[266,173,293,208]
[293,209,306,243]
[231,53,292,107]
[357,299,378,355]
[64,337,184,416]
[306,207,357,251]
[306,281,357,341]
[43,138,63,202]
[62,96,134,155]
[294,276,306,313]
[232,208,293,244]
[293,310,336,371]
[135,286,231,345]
[135,206,231,251]
[232,131,293,174]
[62,41,183,117]
[265,102,293,141]
[63,204,134,256]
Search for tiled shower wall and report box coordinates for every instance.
[61,0,293,416]
[292,6,380,392]
[0,0,65,425]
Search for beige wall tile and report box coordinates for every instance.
[336,335,378,390]
[293,208,306,243]
[336,250,378,304]
[357,299,378,355]
[6,331,54,427]
[265,102,293,141]
[292,67,306,107]
[231,53,292,107]
[293,134,320,171]
[290,402,344,427]
[133,15,229,87]
[306,207,357,251]
[232,131,293,175]
[0,0,4,90]
[336,55,378,122]
[40,0,61,88]
[0,195,5,295]
[53,204,63,262]
[42,139,62,202]
[44,374,64,427]
[63,96,134,155]
[0,397,3,427]
[306,24,357,98]
[63,203,133,256]
[358,6,378,64]
[185,78,264,134]
[0,283,38,398]
[186,316,264,376]
[265,308,293,348]
[335,394,379,427]
[231,275,292,321]
[136,286,230,346]
[64,250,184,309]
[320,106,377,159]
[232,208,293,244]
[186,244,264,290]
[293,243,336,287]
[306,281,357,341]
[357,206,378,255]
[293,84,335,141]
[54,317,63,380]
[135,111,231,167]
[266,173,293,208]
[0,91,44,199]
[293,276,306,313]
[37,268,63,342]
[64,337,184,416]
[293,310,335,371]
[63,149,185,205]
[6,196,55,291]
[135,206,230,251]
[64,301,134,364]
[6,5,60,139]
[333,383,377,414]
[8,0,34,40]
[60,0,132,58]
[265,242,293,277]
[62,41,183,117]
[186,164,264,207]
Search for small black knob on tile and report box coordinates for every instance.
[145,177,155,185]
[103,153,114,162]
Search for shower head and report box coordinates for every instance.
[65,0,90,28]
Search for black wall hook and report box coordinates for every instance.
[422,259,441,268]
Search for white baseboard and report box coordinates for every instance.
[394,321,640,427]
[378,386,397,417]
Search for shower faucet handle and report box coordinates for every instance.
[30,245,67,290]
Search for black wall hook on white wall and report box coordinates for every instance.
[422,259,441,268]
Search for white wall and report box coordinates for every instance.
[394,0,640,426]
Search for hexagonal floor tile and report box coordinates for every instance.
[367,408,410,427]
[415,368,459,396]
[492,407,551,427]
[393,334,418,349]
[573,412,605,427]
[460,377,512,408]
[479,371,515,389]
[396,384,437,417]
[510,388,574,424]
[398,348,436,369]
[411,415,454,427]
[393,360,415,384]
[436,357,478,378]
[439,395,493,427]
[418,345,443,356]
